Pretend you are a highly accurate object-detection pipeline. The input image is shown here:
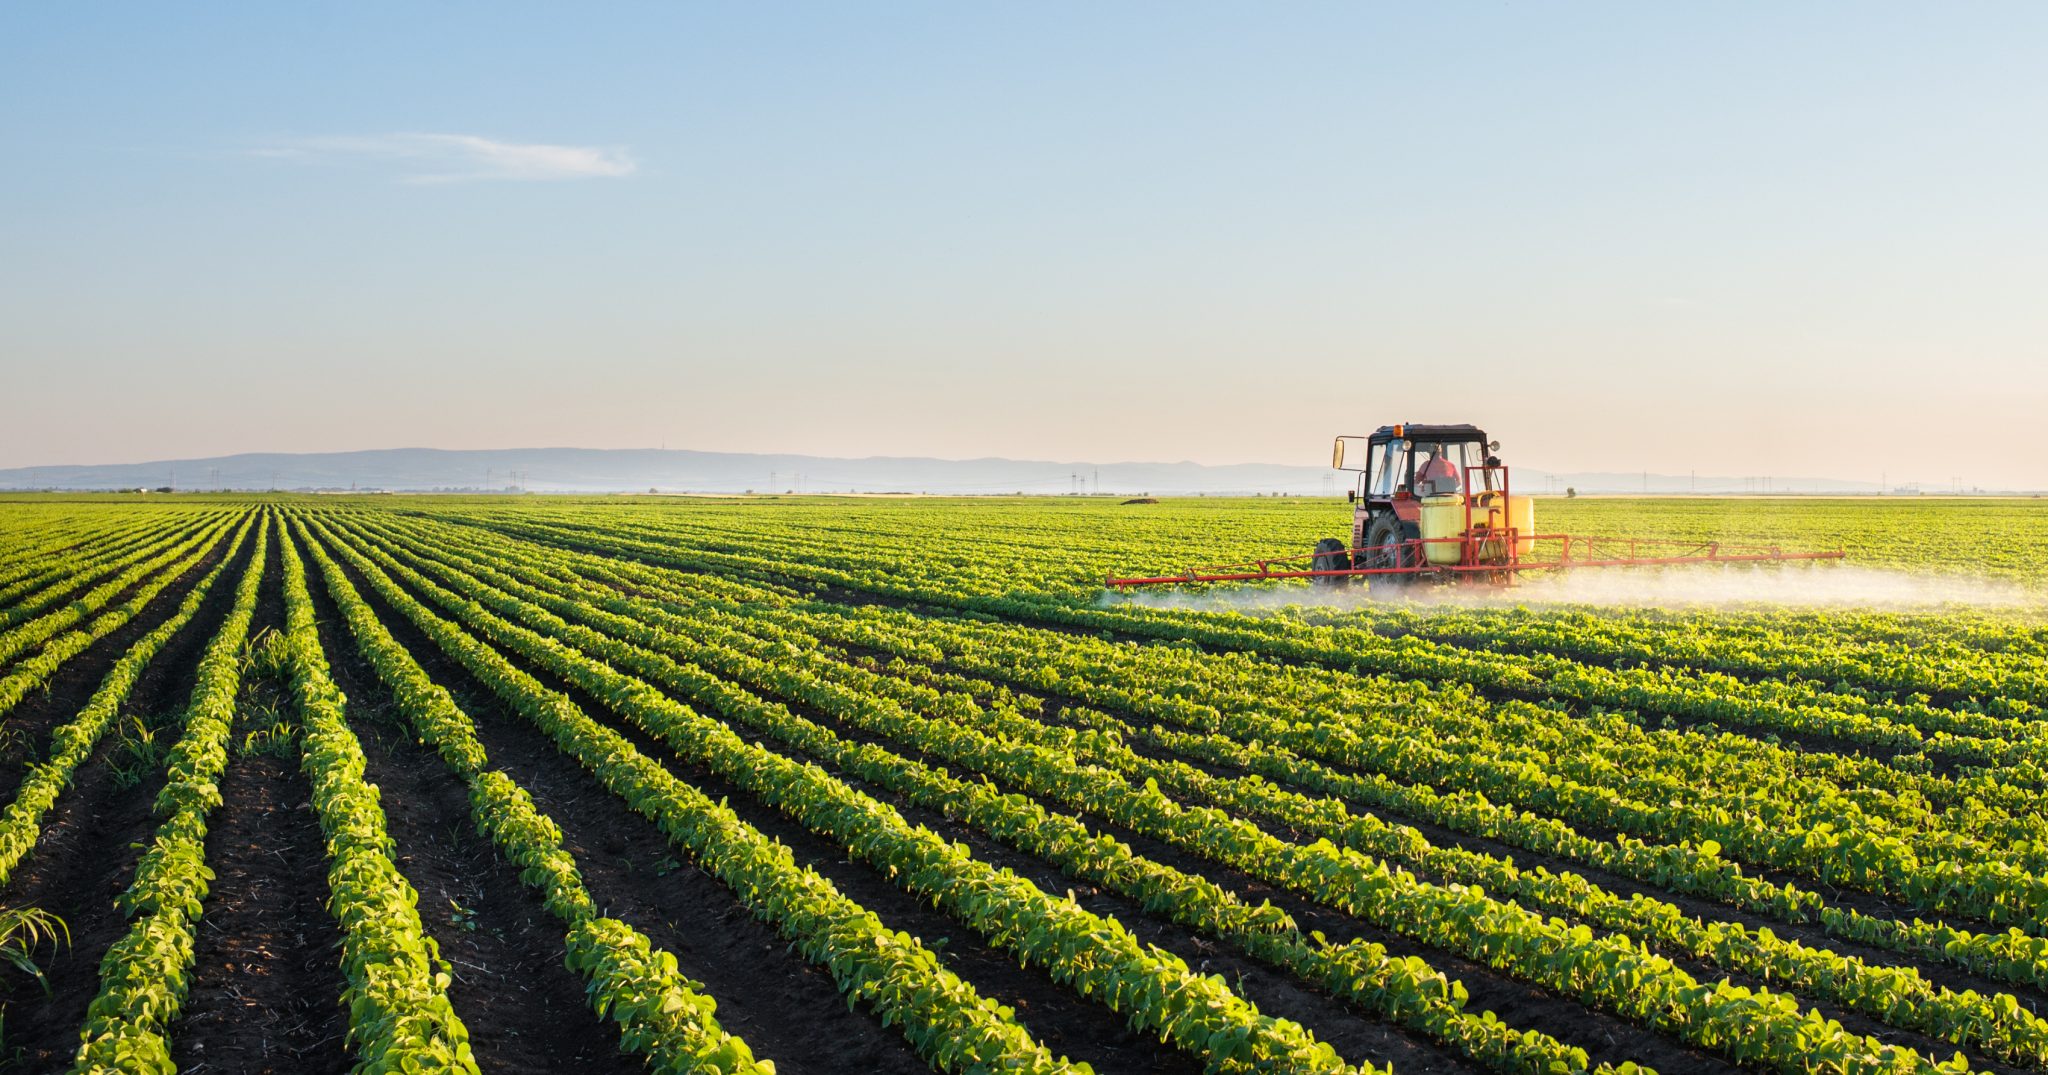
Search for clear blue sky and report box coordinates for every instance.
[4,4,2044,487]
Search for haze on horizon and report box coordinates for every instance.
[3,4,2044,489]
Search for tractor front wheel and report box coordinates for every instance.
[1311,538,1351,587]
[1364,514,1416,595]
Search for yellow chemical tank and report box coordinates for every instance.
[1479,493,1536,557]
[1418,495,1467,565]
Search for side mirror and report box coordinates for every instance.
[1489,440,1501,452]
[1331,440,1345,469]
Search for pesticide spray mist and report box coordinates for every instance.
[1099,562,2043,614]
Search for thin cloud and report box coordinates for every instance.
[255,132,635,183]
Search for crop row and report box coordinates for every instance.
[517,507,2048,776]
[72,512,271,1071]
[0,515,256,888]
[298,514,1092,1075]
[331,514,1627,1075]
[0,513,236,668]
[434,513,2048,932]
[0,513,203,614]
[292,514,776,1075]
[307,514,1381,1075]
[619,509,2048,772]
[276,521,482,1072]
[396,511,2048,982]
[333,512,1953,1075]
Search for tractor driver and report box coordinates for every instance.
[1415,446,1462,497]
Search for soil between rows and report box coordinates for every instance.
[167,519,351,1073]
[0,521,250,1072]
[372,517,2048,1069]
[310,529,946,1075]
[624,628,1733,1075]
[352,521,1726,1074]
[812,623,2048,1021]
[300,539,641,1073]
[761,585,2044,945]
[0,525,242,807]
[517,538,2048,1064]
[331,523,1280,1073]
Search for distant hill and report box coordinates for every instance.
[0,447,1335,495]
[0,447,1896,495]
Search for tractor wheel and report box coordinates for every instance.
[1311,537,1351,587]
[1364,514,1415,595]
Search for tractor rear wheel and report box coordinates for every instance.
[1311,538,1351,587]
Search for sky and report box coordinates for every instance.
[3,4,2045,488]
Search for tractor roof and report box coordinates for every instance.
[1367,423,1489,444]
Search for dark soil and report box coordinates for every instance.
[809,641,2048,1070]
[340,517,2048,1072]
[300,549,640,1073]
[689,640,1728,1075]
[325,525,1228,1075]
[0,523,250,1072]
[0,525,241,787]
[308,526,945,1075]
[347,521,1704,1074]
[774,729,1484,1074]
[779,588,2045,959]
[171,523,352,1075]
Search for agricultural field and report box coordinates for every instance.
[0,494,2045,1075]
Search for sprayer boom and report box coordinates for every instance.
[1105,533,1845,588]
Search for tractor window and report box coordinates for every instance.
[1369,441,1406,497]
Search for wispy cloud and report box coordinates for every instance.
[254,132,635,183]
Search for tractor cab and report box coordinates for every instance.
[1339,424,1500,505]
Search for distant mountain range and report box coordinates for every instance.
[0,447,1910,495]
